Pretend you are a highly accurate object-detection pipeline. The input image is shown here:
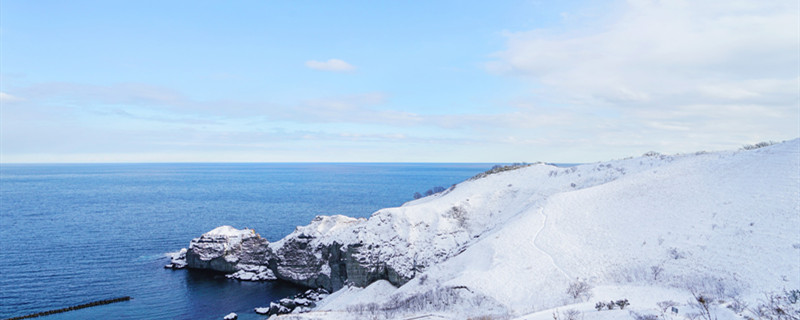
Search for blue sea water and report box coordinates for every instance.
[0,163,491,320]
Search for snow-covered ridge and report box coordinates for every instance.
[171,140,799,319]
[205,225,252,237]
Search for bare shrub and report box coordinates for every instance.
[414,186,447,199]
[566,278,593,301]
[595,301,605,311]
[384,287,461,314]
[748,290,800,320]
[711,278,742,301]
[447,206,468,228]
[668,247,686,260]
[369,286,508,318]
[469,163,532,181]
[346,302,381,314]
[727,296,747,314]
[741,141,777,150]
[629,311,659,320]
[562,309,581,320]
[616,299,630,309]
[609,265,651,283]
[688,290,716,320]
[552,309,581,320]
[787,289,800,304]
[651,264,664,281]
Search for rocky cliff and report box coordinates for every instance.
[171,205,478,292]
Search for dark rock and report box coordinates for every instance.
[265,288,330,316]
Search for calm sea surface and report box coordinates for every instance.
[0,163,491,320]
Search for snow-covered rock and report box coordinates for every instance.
[261,288,329,316]
[185,226,271,273]
[268,215,367,289]
[226,263,276,281]
[268,302,291,315]
[164,248,187,269]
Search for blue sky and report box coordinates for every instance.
[1,0,797,163]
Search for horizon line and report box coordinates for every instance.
[0,161,585,166]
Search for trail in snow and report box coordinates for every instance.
[532,206,571,281]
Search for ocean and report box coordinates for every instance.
[0,163,491,320]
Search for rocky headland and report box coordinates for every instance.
[168,208,471,292]
[168,140,800,319]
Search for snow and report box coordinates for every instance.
[268,215,364,250]
[207,225,252,237]
[226,264,276,281]
[313,280,397,311]
[205,225,255,249]
[266,140,800,320]
[223,312,237,320]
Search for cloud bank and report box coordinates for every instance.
[305,59,356,72]
[0,92,23,102]
[486,0,798,149]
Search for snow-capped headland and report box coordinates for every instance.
[169,140,799,319]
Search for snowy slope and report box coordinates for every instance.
[271,140,799,320]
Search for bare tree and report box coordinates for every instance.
[566,278,593,301]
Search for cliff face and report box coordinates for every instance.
[267,214,425,291]
[268,216,355,290]
[175,209,473,292]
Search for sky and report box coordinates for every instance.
[1,0,798,163]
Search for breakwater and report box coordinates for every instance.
[4,296,131,320]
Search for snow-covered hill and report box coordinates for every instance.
[268,140,799,320]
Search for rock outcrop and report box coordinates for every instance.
[255,288,330,316]
[180,226,272,274]
[266,213,446,290]
[164,248,187,269]
[173,207,476,292]
[225,264,276,281]
[269,215,371,290]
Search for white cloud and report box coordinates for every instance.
[0,92,23,102]
[305,59,356,72]
[487,0,799,152]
